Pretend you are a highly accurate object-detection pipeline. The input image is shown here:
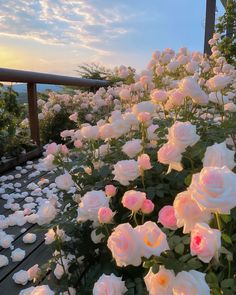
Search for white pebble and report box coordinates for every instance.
[0,255,9,268]
[23,233,37,244]
[13,270,29,285]
[11,248,26,262]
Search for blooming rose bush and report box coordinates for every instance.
[26,37,236,294]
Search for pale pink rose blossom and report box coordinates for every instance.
[74,139,83,148]
[60,144,69,155]
[122,139,142,158]
[167,121,200,150]
[189,166,236,214]
[93,273,127,295]
[158,205,177,230]
[135,221,169,258]
[112,160,140,186]
[69,112,78,122]
[46,142,58,155]
[144,266,175,295]
[173,191,211,234]
[137,112,152,123]
[122,190,146,212]
[203,142,235,170]
[190,223,221,263]
[151,89,168,103]
[138,154,152,170]
[107,223,142,267]
[157,142,183,173]
[173,270,210,295]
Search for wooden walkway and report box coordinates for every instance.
[0,159,56,294]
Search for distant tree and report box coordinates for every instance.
[216,0,236,66]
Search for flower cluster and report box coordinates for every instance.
[19,37,236,294]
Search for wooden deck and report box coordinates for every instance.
[0,159,56,294]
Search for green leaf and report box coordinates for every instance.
[174,243,185,255]
[221,279,235,288]
[151,264,159,274]
[184,174,192,186]
[220,214,231,223]
[222,233,232,244]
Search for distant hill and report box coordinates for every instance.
[11,83,62,93]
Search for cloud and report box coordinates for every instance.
[0,0,133,56]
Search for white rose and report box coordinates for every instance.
[203,142,235,170]
[91,229,105,244]
[206,74,232,91]
[37,201,57,225]
[189,166,236,214]
[19,285,54,295]
[55,173,74,191]
[122,139,142,158]
[77,190,109,223]
[173,270,210,295]
[93,273,127,295]
[168,121,200,150]
[107,223,142,267]
[111,119,130,138]
[42,154,56,171]
[173,191,211,233]
[13,270,29,285]
[179,77,208,104]
[112,160,140,186]
[134,221,169,258]
[144,266,175,295]
[80,125,99,140]
[132,101,156,116]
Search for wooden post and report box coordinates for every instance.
[204,0,216,55]
[27,83,40,146]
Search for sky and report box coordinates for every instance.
[0,0,225,76]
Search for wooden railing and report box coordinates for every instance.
[0,68,110,147]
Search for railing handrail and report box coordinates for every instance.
[0,67,110,87]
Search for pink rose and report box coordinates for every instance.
[122,190,146,212]
[137,112,152,123]
[46,142,58,155]
[151,89,168,103]
[138,154,152,170]
[135,221,169,258]
[107,223,142,267]
[98,207,115,224]
[60,144,69,155]
[158,205,177,230]
[69,112,78,122]
[105,185,117,197]
[141,199,154,214]
[190,223,221,263]
[74,139,83,148]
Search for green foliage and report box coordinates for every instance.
[0,84,34,158]
[216,0,236,66]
